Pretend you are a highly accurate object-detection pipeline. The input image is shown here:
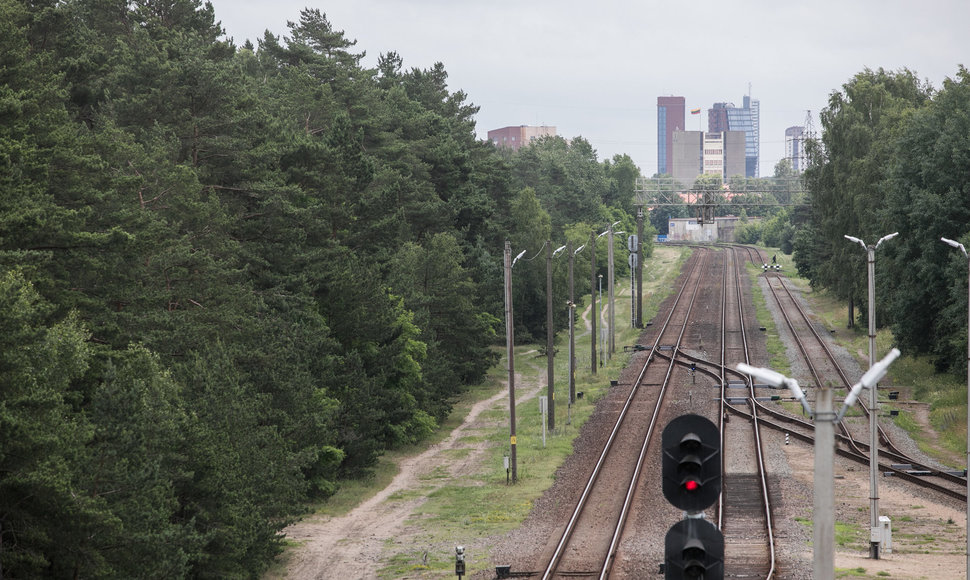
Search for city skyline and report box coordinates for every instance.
[210,0,968,177]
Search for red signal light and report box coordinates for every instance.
[684,479,700,492]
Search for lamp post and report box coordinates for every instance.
[568,243,586,410]
[739,349,900,580]
[607,221,621,359]
[845,231,898,559]
[591,229,609,371]
[628,233,636,329]
[547,243,567,432]
[941,236,970,577]
[590,232,597,374]
[504,242,527,484]
[636,207,644,328]
[596,274,606,364]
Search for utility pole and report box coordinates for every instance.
[567,241,577,406]
[546,240,555,431]
[590,232,597,374]
[503,241,518,483]
[607,223,616,359]
[636,207,644,328]
[941,236,970,579]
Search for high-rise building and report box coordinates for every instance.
[706,95,760,177]
[671,130,746,186]
[785,126,805,173]
[487,125,556,150]
[657,96,685,176]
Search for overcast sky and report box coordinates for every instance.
[209,0,968,177]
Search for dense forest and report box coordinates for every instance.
[0,0,647,576]
[792,66,970,373]
[5,0,967,576]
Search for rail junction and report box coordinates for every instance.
[500,244,966,579]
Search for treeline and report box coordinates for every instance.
[0,0,643,576]
[792,66,970,373]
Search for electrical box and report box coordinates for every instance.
[879,516,892,553]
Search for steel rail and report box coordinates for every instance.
[766,273,967,486]
[724,403,967,501]
[540,249,705,580]
[596,251,708,579]
[721,245,777,578]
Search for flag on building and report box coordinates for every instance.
[690,108,701,115]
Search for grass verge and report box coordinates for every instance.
[756,247,967,470]
[372,245,691,577]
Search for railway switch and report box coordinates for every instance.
[662,414,721,512]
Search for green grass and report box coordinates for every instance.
[757,245,969,470]
[835,567,872,578]
[793,517,867,551]
[370,245,691,578]
[746,261,791,376]
[835,521,866,549]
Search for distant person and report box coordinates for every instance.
[771,254,776,264]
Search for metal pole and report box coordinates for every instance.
[847,232,897,559]
[546,240,555,431]
[503,241,517,483]
[590,233,597,374]
[814,386,835,580]
[964,250,970,578]
[636,207,644,328]
[942,237,970,577]
[568,241,576,405]
[598,274,604,364]
[866,244,880,559]
[630,250,635,329]
[607,224,615,358]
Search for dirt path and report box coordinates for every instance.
[281,298,598,579]
[278,256,965,579]
[281,358,545,579]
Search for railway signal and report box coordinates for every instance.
[455,545,465,578]
[662,414,723,579]
[662,414,721,512]
[664,518,724,579]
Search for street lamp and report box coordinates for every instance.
[568,243,586,412]
[504,243,527,484]
[591,229,610,371]
[607,222,621,360]
[738,348,900,580]
[596,274,606,364]
[941,236,970,577]
[844,231,897,559]
[545,243,567,432]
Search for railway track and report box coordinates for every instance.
[536,250,709,579]
[508,243,964,579]
[535,246,784,578]
[759,266,968,500]
[718,246,776,578]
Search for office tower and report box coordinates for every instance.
[657,96,685,175]
[706,95,760,177]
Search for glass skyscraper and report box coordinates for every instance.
[657,96,685,176]
[708,96,760,177]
